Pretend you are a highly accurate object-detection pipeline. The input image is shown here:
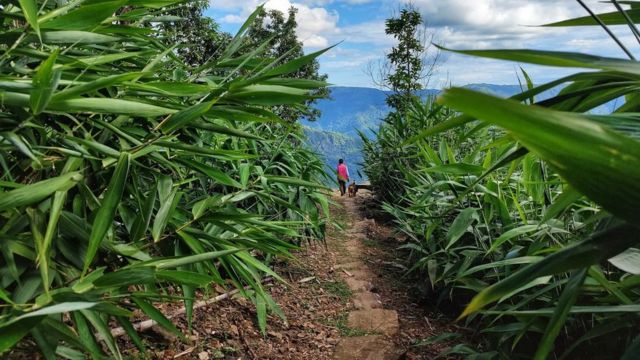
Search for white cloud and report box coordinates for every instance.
[335,21,393,46]
[400,0,617,51]
[210,0,635,87]
[210,0,340,49]
[220,14,244,23]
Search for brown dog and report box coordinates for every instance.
[347,181,357,197]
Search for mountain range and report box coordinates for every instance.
[303,84,617,182]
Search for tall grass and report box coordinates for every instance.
[0,1,330,357]
[364,2,640,358]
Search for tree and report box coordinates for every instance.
[361,5,444,201]
[159,1,231,68]
[367,4,441,119]
[246,7,329,122]
[385,7,424,116]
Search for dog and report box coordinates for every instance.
[347,181,357,197]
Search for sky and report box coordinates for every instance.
[205,0,636,89]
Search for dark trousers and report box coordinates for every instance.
[338,180,346,196]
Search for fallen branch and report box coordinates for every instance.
[173,346,195,359]
[109,278,273,339]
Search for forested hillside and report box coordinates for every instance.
[304,84,570,180]
[303,127,364,183]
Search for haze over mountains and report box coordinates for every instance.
[304,84,621,183]
[303,84,534,182]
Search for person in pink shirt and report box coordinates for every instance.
[337,158,350,196]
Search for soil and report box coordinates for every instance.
[118,190,459,359]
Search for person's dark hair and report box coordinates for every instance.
[338,159,344,164]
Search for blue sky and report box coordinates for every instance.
[206,0,635,88]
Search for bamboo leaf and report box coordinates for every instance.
[445,208,477,249]
[81,310,121,359]
[40,0,127,30]
[18,0,41,40]
[31,49,61,115]
[544,9,640,27]
[608,248,640,275]
[155,270,212,286]
[534,269,587,360]
[42,31,120,44]
[141,248,242,269]
[439,88,640,224]
[489,225,543,253]
[0,317,44,352]
[52,72,144,101]
[83,153,131,275]
[265,176,327,188]
[460,224,639,318]
[132,298,184,340]
[158,100,216,133]
[0,172,83,211]
[262,45,336,77]
[151,188,178,242]
[116,317,145,353]
[94,267,155,288]
[437,46,640,75]
[425,163,485,175]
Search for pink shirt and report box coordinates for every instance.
[337,163,349,181]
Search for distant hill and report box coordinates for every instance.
[303,84,523,138]
[303,84,617,181]
[303,126,365,184]
[304,87,439,138]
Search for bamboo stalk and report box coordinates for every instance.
[109,278,273,339]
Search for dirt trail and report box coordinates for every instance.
[332,191,402,359]
[121,189,451,359]
[329,189,452,360]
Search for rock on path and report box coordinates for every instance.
[333,336,398,360]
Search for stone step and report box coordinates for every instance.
[333,336,400,360]
[345,278,373,292]
[334,262,363,271]
[347,309,399,336]
[346,244,361,253]
[353,292,383,310]
[347,269,374,281]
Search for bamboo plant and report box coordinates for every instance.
[0,1,330,357]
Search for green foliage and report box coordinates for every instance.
[364,2,640,359]
[245,6,329,122]
[361,97,454,203]
[304,126,364,184]
[0,1,330,357]
[158,0,231,68]
[384,5,424,117]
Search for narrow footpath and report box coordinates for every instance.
[331,190,402,359]
[329,189,454,360]
[123,190,454,359]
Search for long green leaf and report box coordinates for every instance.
[158,99,216,133]
[534,268,587,360]
[460,224,639,318]
[0,172,83,211]
[83,153,130,275]
[31,50,61,115]
[437,46,640,75]
[18,0,41,40]
[132,298,184,340]
[439,88,640,224]
[445,208,477,249]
